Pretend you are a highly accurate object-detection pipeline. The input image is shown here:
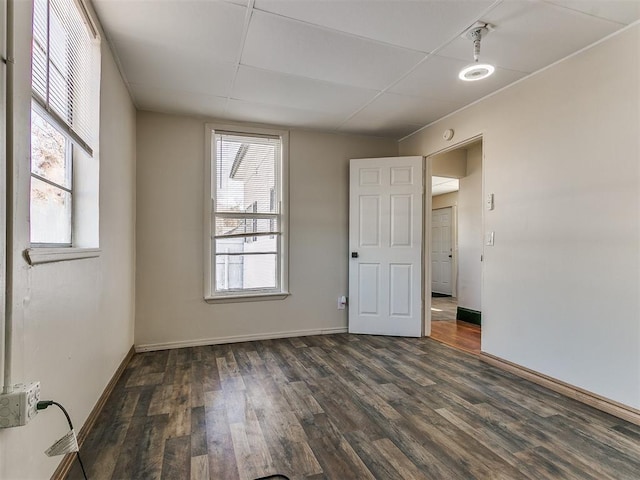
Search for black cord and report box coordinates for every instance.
[37,400,89,480]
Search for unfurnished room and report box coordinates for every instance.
[0,0,639,479]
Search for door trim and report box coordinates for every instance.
[424,134,484,342]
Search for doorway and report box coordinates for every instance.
[427,140,482,354]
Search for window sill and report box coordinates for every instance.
[25,247,101,265]
[204,291,290,304]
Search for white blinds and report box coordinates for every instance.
[32,0,97,155]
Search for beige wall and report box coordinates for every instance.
[0,2,137,478]
[135,112,398,349]
[432,191,458,210]
[432,148,466,178]
[402,26,640,409]
[456,143,482,312]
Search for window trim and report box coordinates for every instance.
[203,123,290,302]
[25,247,101,265]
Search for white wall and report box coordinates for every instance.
[401,26,640,409]
[135,111,398,348]
[457,143,482,312]
[0,2,137,478]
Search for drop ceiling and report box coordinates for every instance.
[92,0,640,140]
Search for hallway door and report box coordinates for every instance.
[431,207,453,295]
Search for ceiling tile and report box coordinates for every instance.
[232,66,378,116]
[93,0,246,65]
[437,1,623,73]
[130,85,228,118]
[241,10,425,90]
[390,54,528,105]
[225,99,345,130]
[114,40,236,97]
[543,0,640,25]
[254,0,495,52]
[339,121,423,140]
[348,92,460,126]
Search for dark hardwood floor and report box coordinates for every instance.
[67,334,640,480]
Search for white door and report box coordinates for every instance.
[349,156,423,337]
[431,207,453,295]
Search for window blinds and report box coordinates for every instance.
[32,0,97,155]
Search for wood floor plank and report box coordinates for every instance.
[372,437,429,480]
[161,435,191,480]
[68,334,640,480]
[190,455,209,480]
[191,405,208,457]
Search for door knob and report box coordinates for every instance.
[351,252,359,258]
[448,254,452,258]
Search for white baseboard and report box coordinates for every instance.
[480,352,640,426]
[135,326,348,352]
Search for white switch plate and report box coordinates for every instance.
[486,231,495,246]
[486,193,494,210]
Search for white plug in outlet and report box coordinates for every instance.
[338,296,347,310]
[0,382,41,428]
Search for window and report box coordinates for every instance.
[30,0,99,248]
[204,125,289,301]
[30,108,72,245]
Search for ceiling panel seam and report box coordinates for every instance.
[334,0,504,131]
[225,0,256,115]
[250,6,431,55]
[539,0,628,25]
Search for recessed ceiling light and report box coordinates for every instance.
[458,23,495,82]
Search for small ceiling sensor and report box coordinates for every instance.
[459,23,495,82]
[443,129,454,141]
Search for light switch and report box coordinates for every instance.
[486,193,494,210]
[486,231,495,246]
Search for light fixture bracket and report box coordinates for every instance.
[461,22,495,41]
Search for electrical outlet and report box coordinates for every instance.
[338,296,347,310]
[0,382,41,428]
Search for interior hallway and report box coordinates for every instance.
[430,296,481,355]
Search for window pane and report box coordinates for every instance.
[215,236,277,254]
[215,217,279,237]
[215,254,277,291]
[30,177,72,244]
[215,134,278,214]
[31,109,71,188]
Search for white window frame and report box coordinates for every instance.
[30,102,74,248]
[26,0,101,264]
[204,124,289,303]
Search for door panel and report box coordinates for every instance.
[349,156,423,337]
[359,196,380,246]
[358,263,380,315]
[390,264,412,316]
[390,195,412,247]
